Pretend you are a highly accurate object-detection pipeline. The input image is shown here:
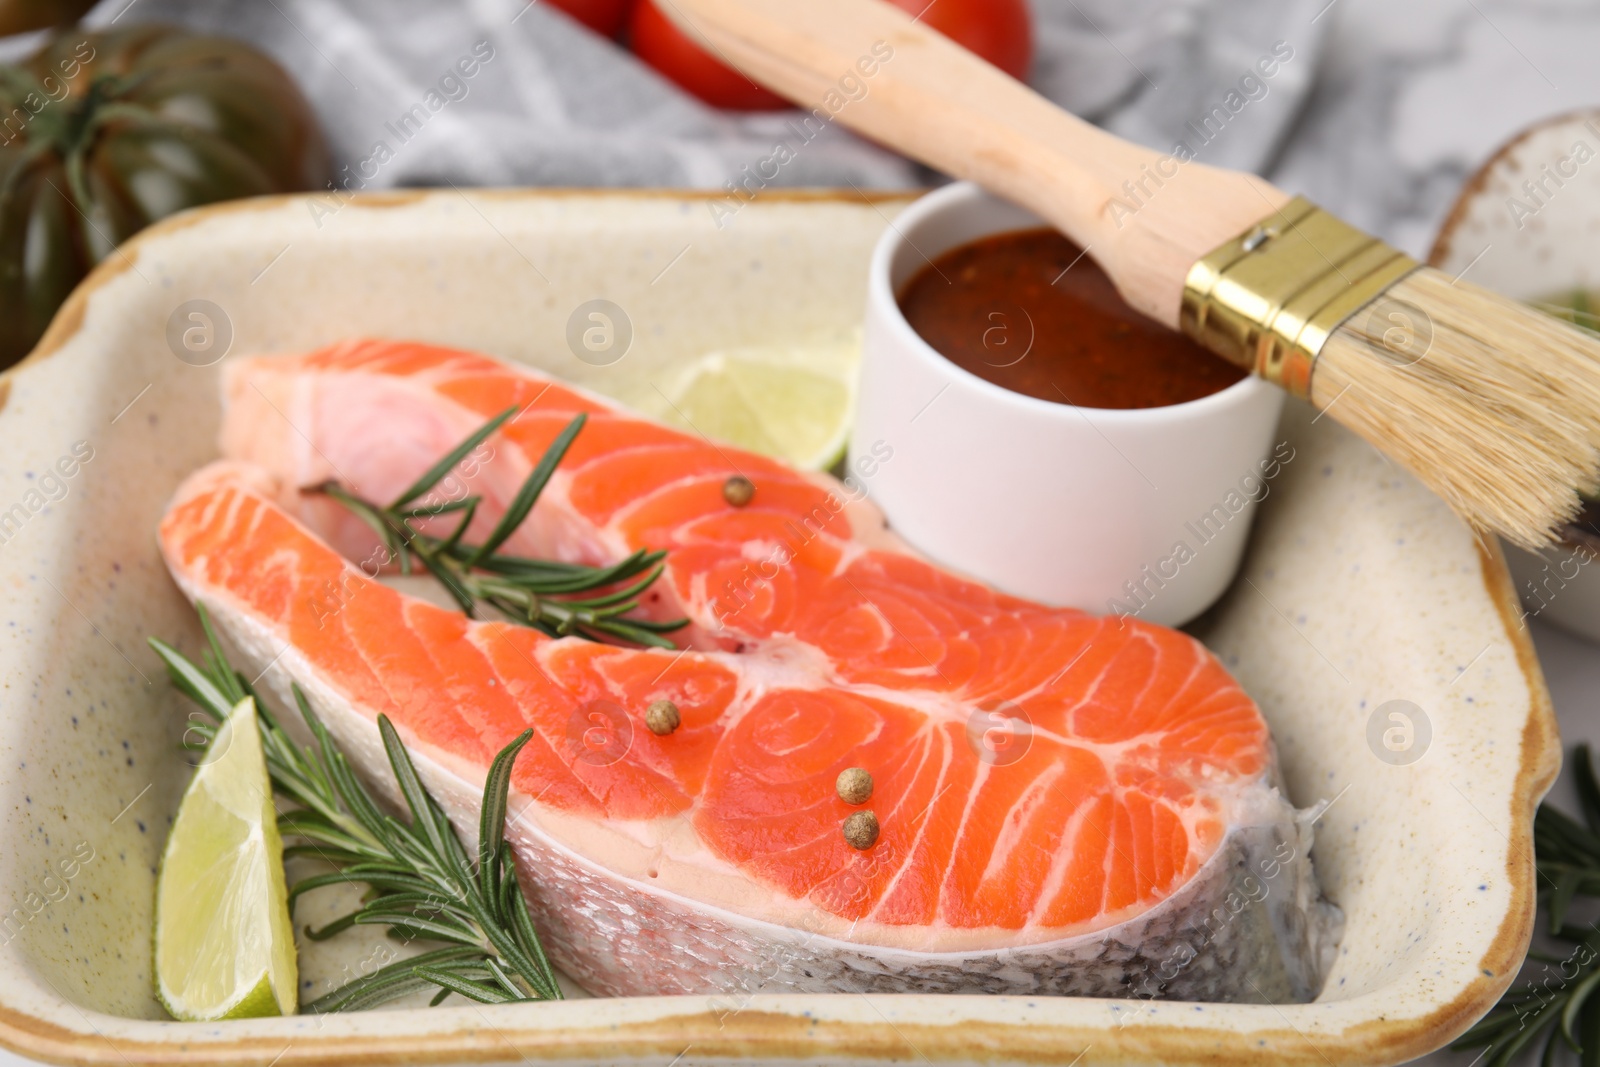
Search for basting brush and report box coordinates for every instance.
[664,0,1600,549]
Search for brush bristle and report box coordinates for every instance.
[1310,266,1600,549]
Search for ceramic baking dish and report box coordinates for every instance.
[0,189,1556,1065]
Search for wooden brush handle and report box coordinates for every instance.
[663,0,1290,325]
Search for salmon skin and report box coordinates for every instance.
[160,338,1340,1001]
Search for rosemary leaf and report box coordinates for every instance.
[379,715,458,864]
[437,498,480,555]
[468,547,665,594]
[478,730,532,907]
[301,912,362,942]
[389,404,519,511]
[410,539,479,615]
[1557,870,1586,935]
[402,497,479,520]
[484,956,529,999]
[411,966,514,1005]
[468,412,586,566]
[1564,968,1600,1049]
[310,409,686,648]
[148,638,231,720]
[349,912,481,947]
[505,864,562,999]
[559,562,668,610]
[1579,751,1600,837]
[286,869,435,907]
[304,946,483,1013]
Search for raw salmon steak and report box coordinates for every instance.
[159,338,1340,1002]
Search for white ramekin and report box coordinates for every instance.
[850,182,1286,627]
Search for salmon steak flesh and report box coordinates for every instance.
[157,339,1340,1001]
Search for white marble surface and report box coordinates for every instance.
[1269,0,1600,260]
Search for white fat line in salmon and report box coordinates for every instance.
[711,440,893,627]
[305,438,497,628]
[630,632,1208,777]
[0,440,94,547]
[634,629,1228,808]
[308,541,395,629]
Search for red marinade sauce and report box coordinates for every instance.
[897,227,1246,409]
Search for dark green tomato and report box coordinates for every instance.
[0,0,94,38]
[0,25,329,367]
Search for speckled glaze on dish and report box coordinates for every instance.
[1431,109,1600,646]
[0,189,1556,1065]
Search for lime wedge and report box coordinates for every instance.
[155,697,297,1020]
[653,336,858,470]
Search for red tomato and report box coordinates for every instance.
[628,0,1032,111]
[908,0,1032,83]
[628,0,789,110]
[546,0,636,38]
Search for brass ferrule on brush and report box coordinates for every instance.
[1179,196,1421,399]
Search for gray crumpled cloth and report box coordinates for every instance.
[53,0,1326,193]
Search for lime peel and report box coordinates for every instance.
[155,696,297,1021]
[653,337,859,470]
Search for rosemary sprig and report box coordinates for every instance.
[149,604,564,1010]
[1452,744,1600,1066]
[310,405,686,649]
